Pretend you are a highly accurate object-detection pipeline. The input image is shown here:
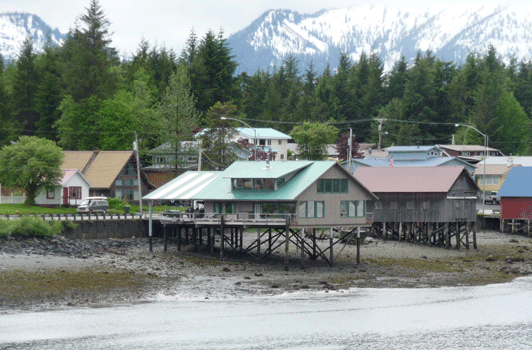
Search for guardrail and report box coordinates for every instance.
[0,213,144,221]
[159,211,296,224]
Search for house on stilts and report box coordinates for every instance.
[497,167,532,235]
[143,160,377,267]
[354,166,479,249]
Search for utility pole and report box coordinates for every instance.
[348,128,353,173]
[376,118,386,151]
[134,131,143,215]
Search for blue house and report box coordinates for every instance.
[341,145,477,179]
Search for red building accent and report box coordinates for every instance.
[501,198,532,220]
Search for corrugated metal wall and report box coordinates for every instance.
[501,198,532,219]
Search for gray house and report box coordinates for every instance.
[354,166,479,248]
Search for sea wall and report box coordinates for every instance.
[60,220,151,240]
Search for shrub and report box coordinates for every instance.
[108,197,124,210]
[0,220,12,237]
[62,220,78,230]
[11,217,59,237]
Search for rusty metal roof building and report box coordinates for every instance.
[354,166,473,193]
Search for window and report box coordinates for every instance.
[115,179,123,186]
[374,201,382,210]
[120,164,137,176]
[47,189,55,199]
[390,201,398,210]
[155,156,167,164]
[406,201,414,210]
[69,187,82,199]
[280,154,284,160]
[276,178,285,189]
[340,201,365,217]
[479,176,499,185]
[278,140,282,145]
[422,201,430,210]
[214,202,235,214]
[267,139,272,146]
[299,201,325,218]
[317,179,348,193]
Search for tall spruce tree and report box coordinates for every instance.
[157,64,200,173]
[12,36,40,136]
[34,37,62,141]
[0,55,15,147]
[61,0,118,102]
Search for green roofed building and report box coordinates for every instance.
[144,160,377,228]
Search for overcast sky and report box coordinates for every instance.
[0,0,514,57]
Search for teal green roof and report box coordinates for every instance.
[221,160,313,179]
[194,161,338,201]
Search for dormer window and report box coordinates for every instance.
[232,178,278,191]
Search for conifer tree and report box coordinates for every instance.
[157,64,200,173]
[12,36,40,136]
[0,55,15,147]
[34,37,62,141]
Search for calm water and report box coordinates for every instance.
[2,277,532,349]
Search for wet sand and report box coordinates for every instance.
[1,230,532,312]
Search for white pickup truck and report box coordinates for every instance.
[483,191,500,205]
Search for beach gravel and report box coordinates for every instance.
[1,230,532,312]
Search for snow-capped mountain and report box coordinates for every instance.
[228,4,532,74]
[0,12,65,62]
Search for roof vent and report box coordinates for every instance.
[264,159,271,169]
[507,154,513,167]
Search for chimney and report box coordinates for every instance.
[507,154,513,167]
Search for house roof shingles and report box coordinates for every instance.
[475,164,518,176]
[354,166,467,193]
[62,150,134,189]
[83,151,134,189]
[61,151,94,172]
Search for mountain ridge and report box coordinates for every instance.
[227,4,532,74]
[0,12,65,62]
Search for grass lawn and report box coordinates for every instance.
[0,204,186,215]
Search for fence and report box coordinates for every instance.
[0,194,26,204]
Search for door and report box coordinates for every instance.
[62,187,69,205]
[254,203,262,219]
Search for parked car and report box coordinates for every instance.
[483,191,500,205]
[77,197,109,214]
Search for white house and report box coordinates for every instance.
[235,127,291,161]
[35,169,92,207]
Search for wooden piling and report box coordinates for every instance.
[163,224,168,252]
[300,229,305,270]
[257,228,261,256]
[177,226,182,252]
[220,217,225,260]
[356,226,361,265]
[284,218,290,271]
[329,227,334,266]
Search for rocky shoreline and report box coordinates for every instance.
[1,230,532,313]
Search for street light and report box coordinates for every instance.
[455,123,487,215]
[221,117,257,161]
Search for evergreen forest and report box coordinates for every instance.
[1,0,532,164]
